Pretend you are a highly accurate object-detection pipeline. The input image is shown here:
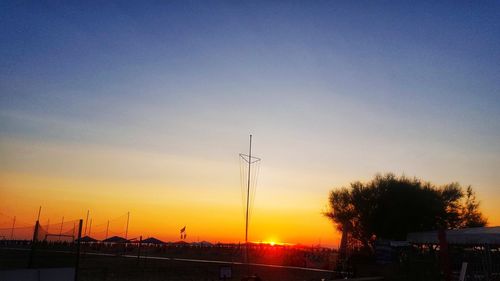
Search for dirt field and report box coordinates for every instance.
[0,247,334,281]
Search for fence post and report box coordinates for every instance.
[75,219,83,281]
[28,220,39,268]
[137,236,142,264]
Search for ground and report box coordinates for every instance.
[0,247,334,281]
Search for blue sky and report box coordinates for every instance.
[2,1,499,148]
[1,1,499,242]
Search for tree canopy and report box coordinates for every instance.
[324,173,487,249]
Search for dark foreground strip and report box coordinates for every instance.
[1,247,335,273]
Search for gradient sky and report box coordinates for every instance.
[1,1,499,246]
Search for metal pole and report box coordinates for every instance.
[37,206,42,221]
[84,210,89,236]
[125,212,130,240]
[10,216,16,240]
[59,216,64,241]
[105,220,109,239]
[75,219,83,281]
[137,235,142,264]
[88,219,92,237]
[245,134,252,270]
[28,220,40,268]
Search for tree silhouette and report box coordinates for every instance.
[324,173,487,251]
[461,186,488,228]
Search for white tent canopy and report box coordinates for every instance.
[407,226,500,245]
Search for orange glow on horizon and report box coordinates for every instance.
[0,139,498,248]
[0,169,341,247]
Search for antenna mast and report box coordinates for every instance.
[245,135,252,249]
[239,134,261,270]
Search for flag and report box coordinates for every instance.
[180,226,187,240]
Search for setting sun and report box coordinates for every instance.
[261,239,291,247]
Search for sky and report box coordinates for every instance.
[0,1,499,247]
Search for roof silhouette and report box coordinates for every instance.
[142,237,164,244]
[192,241,213,247]
[408,226,500,245]
[102,235,128,243]
[76,235,98,242]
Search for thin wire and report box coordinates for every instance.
[249,160,261,221]
[248,160,261,221]
[240,156,246,220]
[0,212,34,227]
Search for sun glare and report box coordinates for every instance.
[262,239,286,246]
